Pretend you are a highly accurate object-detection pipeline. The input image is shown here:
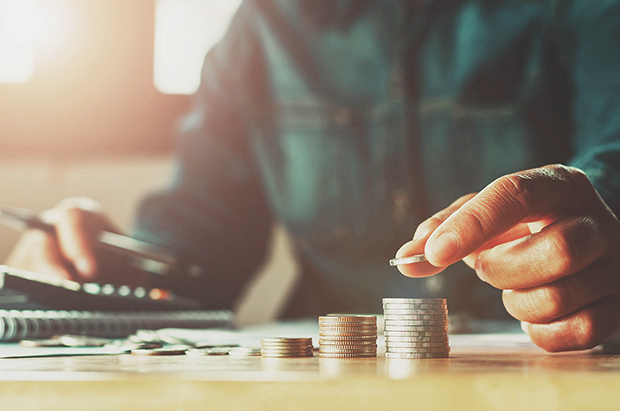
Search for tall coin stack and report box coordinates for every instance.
[260,337,314,358]
[383,298,450,358]
[318,315,377,358]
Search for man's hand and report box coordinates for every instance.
[396,164,620,352]
[6,197,119,283]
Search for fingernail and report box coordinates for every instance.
[75,257,95,278]
[413,225,430,241]
[427,232,459,264]
[395,240,415,258]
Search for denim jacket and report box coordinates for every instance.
[134,0,620,318]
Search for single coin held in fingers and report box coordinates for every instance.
[389,254,427,266]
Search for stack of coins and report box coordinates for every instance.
[318,316,377,358]
[383,298,449,359]
[260,337,314,358]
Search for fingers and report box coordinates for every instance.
[522,297,620,352]
[396,193,476,278]
[502,258,620,323]
[55,207,116,280]
[6,230,74,281]
[424,165,597,267]
[474,213,609,289]
[462,223,532,268]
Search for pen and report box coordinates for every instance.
[0,206,177,274]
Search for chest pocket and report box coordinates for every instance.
[249,99,364,247]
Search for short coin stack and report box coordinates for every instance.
[383,298,449,359]
[318,315,377,358]
[260,337,314,358]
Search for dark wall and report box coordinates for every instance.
[0,0,190,158]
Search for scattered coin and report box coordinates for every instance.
[19,338,64,348]
[59,335,112,347]
[228,347,261,356]
[186,347,231,356]
[131,346,188,356]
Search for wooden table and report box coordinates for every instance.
[0,340,618,410]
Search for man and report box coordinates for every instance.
[7,0,620,352]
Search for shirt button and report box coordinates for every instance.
[391,189,410,224]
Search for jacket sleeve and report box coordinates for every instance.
[132,1,273,309]
[564,1,620,216]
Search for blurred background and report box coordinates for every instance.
[0,0,296,323]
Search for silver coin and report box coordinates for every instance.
[318,335,377,341]
[383,298,448,304]
[261,337,312,344]
[386,352,449,359]
[384,314,448,321]
[386,346,450,353]
[383,306,447,312]
[383,309,448,315]
[319,325,377,330]
[384,331,448,337]
[262,353,314,358]
[319,339,377,345]
[260,348,313,353]
[319,333,378,338]
[132,346,188,356]
[19,338,64,348]
[228,347,261,356]
[186,347,230,356]
[319,353,377,358]
[319,316,377,322]
[385,342,450,348]
[319,347,377,353]
[59,335,112,347]
[385,336,448,343]
[384,326,448,333]
[260,343,313,348]
[389,254,427,266]
[384,320,449,326]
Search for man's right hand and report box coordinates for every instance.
[6,197,119,283]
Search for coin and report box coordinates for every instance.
[384,325,448,332]
[384,320,449,326]
[386,352,449,359]
[19,338,64,348]
[386,346,450,353]
[385,342,450,348]
[319,352,377,358]
[383,298,448,304]
[319,316,376,322]
[383,303,447,310]
[318,335,377,341]
[385,336,448,343]
[228,347,261,356]
[132,346,188,356]
[383,309,448,315]
[59,335,112,347]
[389,254,427,266]
[260,342,313,348]
[319,340,377,345]
[261,337,312,343]
[384,314,448,320]
[186,347,231,356]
